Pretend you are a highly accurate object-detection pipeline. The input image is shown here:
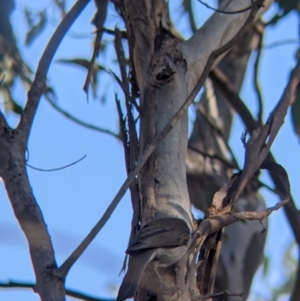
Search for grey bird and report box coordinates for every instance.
[117,217,191,301]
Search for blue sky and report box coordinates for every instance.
[0,1,299,301]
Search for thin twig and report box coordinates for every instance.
[195,102,240,169]
[26,154,87,172]
[207,231,223,297]
[101,28,127,39]
[83,0,108,96]
[188,145,238,169]
[192,289,244,300]
[17,0,91,149]
[209,68,259,131]
[45,95,120,139]
[114,30,140,234]
[225,73,295,203]
[57,1,263,277]
[253,29,264,123]
[263,39,299,49]
[192,199,288,250]
[197,0,252,15]
[0,280,113,301]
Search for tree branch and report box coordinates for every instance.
[197,0,252,15]
[45,95,120,139]
[210,65,300,246]
[26,154,87,172]
[253,25,264,123]
[0,280,113,301]
[179,0,272,88]
[193,199,288,250]
[192,289,244,300]
[17,0,91,149]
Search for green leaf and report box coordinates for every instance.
[57,58,124,101]
[276,0,300,14]
[1,88,23,115]
[268,0,300,25]
[262,255,269,278]
[25,11,47,46]
[57,58,104,99]
[24,8,34,27]
[57,58,92,69]
[11,98,23,115]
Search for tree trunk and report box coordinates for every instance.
[116,0,272,300]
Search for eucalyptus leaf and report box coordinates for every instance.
[25,11,47,46]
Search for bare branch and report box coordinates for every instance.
[189,157,289,295]
[212,62,300,300]
[101,28,127,39]
[197,0,252,15]
[0,280,113,301]
[209,68,259,131]
[193,199,288,248]
[263,39,299,49]
[210,64,300,249]
[17,0,91,149]
[26,154,87,172]
[194,102,240,169]
[114,31,140,234]
[207,231,223,296]
[188,145,237,169]
[253,26,264,123]
[192,289,244,300]
[45,95,120,139]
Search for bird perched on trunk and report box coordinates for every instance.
[117,217,191,301]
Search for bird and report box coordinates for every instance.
[117,217,191,301]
